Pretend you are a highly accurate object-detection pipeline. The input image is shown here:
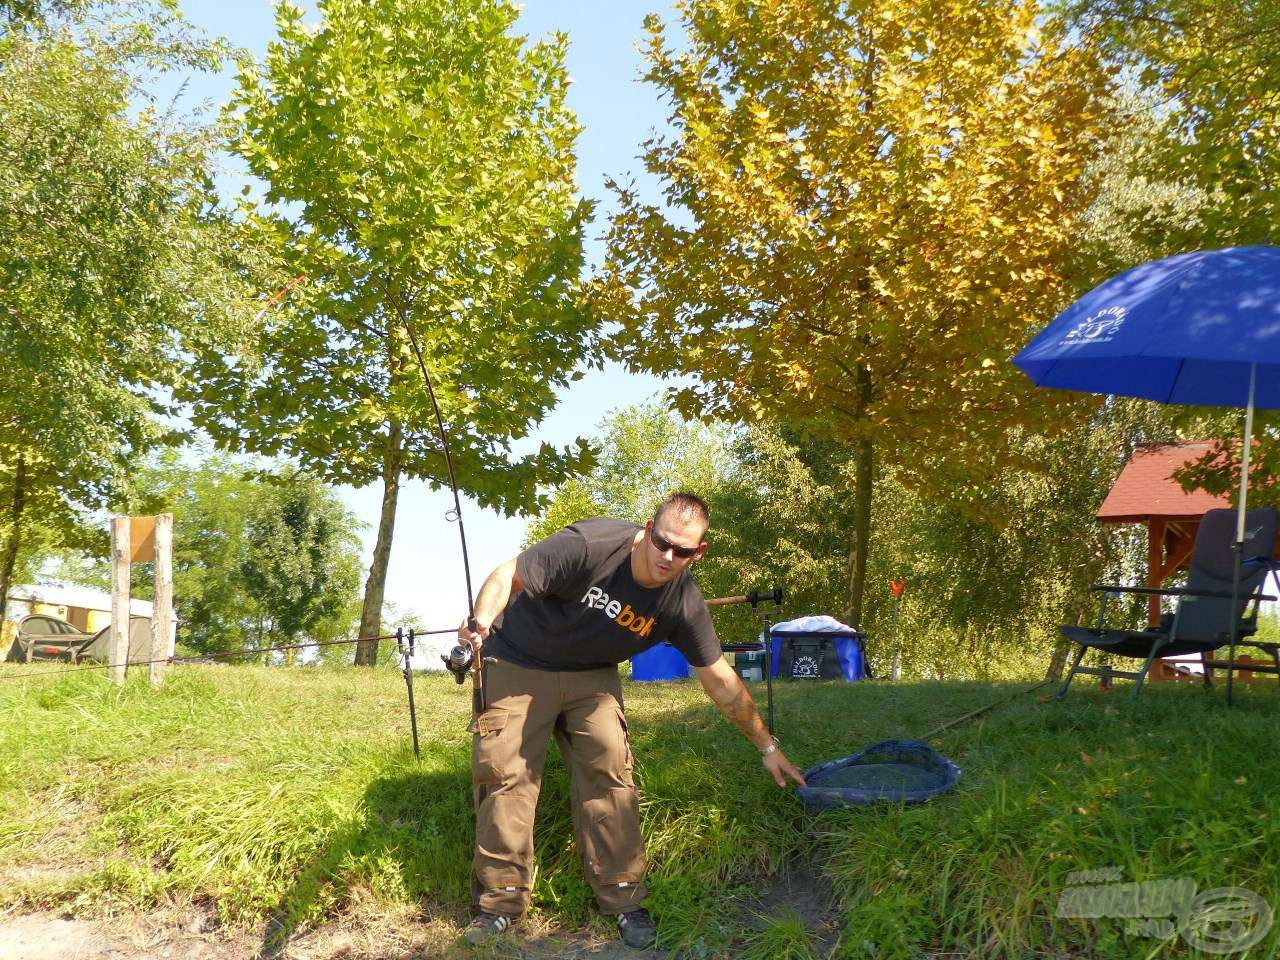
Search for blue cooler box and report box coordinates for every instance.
[631,643,691,682]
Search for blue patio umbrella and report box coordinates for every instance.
[1014,245,1280,700]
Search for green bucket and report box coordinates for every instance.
[733,651,765,682]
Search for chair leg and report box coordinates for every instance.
[1130,640,1171,703]
[1056,644,1088,701]
[1226,638,1240,706]
[1131,655,1158,702]
[1201,650,1213,687]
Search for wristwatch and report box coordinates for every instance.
[760,736,781,757]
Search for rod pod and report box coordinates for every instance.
[396,628,421,760]
[749,588,783,736]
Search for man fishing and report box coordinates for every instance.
[458,491,806,949]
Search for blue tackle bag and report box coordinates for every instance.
[769,615,867,681]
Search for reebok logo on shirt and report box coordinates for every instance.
[581,586,656,638]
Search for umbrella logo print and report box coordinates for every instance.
[1063,305,1127,345]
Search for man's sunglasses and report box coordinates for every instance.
[649,526,700,559]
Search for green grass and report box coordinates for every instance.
[1,662,1277,958]
[740,910,818,960]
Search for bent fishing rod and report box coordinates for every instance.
[392,305,487,744]
[259,270,478,754]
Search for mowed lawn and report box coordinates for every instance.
[1,662,1277,958]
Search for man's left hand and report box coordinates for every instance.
[763,748,806,788]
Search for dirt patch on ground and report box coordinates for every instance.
[0,912,247,960]
[0,865,841,959]
[0,910,663,960]
[738,862,842,956]
[515,916,666,960]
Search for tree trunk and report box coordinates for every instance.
[842,434,875,629]
[1045,637,1072,682]
[839,51,882,634]
[842,357,875,629]
[1045,599,1088,680]
[0,453,27,632]
[354,418,403,666]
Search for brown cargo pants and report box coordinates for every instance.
[470,657,647,918]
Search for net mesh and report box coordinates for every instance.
[799,739,961,808]
[817,760,948,792]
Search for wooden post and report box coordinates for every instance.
[109,516,131,685]
[1147,518,1165,627]
[150,513,174,687]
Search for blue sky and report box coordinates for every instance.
[164,1,686,644]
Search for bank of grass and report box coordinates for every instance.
[0,661,1277,958]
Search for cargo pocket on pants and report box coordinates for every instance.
[613,705,634,780]
[470,707,510,786]
[582,786,646,887]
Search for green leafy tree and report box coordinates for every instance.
[1077,90,1213,275]
[595,0,1114,628]
[135,452,261,654]
[192,0,598,665]
[133,451,364,658]
[240,471,363,659]
[0,0,79,26]
[0,3,258,624]
[862,401,1183,679]
[1070,0,1280,247]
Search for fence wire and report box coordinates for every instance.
[0,626,460,683]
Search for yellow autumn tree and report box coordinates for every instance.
[595,0,1113,626]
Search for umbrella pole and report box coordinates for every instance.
[1227,364,1257,706]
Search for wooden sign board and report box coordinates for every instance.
[130,515,156,564]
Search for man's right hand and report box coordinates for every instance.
[458,618,489,655]
[763,747,807,789]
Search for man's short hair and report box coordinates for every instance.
[654,492,710,531]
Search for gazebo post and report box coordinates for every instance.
[1147,518,1166,627]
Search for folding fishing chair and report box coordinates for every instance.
[1056,508,1280,702]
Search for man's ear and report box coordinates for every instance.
[692,541,708,561]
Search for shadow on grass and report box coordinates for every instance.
[245,677,1010,957]
[251,737,589,960]
[256,759,473,959]
[254,677,1280,958]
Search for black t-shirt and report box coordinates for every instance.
[486,518,721,671]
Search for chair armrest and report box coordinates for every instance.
[1090,584,1181,597]
[1090,584,1276,602]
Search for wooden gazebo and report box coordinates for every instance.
[1096,442,1230,627]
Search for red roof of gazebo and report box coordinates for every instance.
[1096,442,1231,524]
